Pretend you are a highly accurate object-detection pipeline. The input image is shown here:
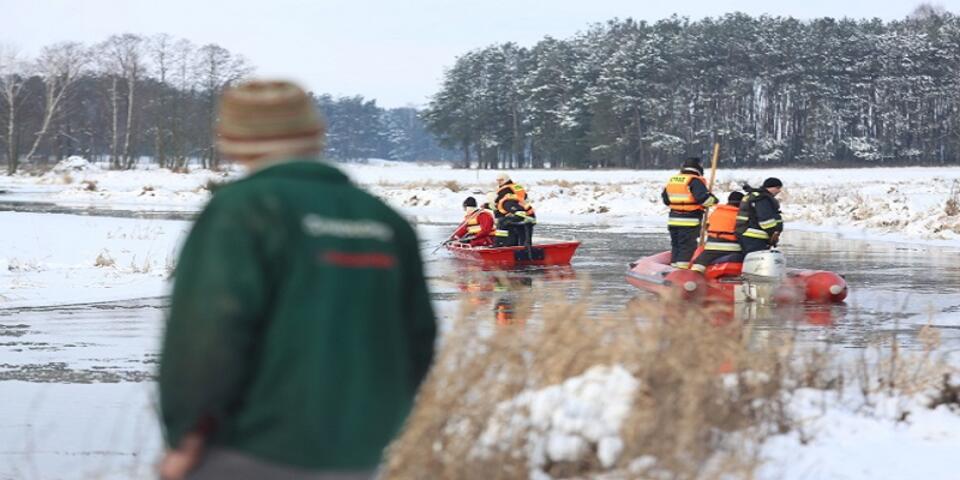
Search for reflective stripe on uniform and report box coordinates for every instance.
[691,264,706,273]
[671,262,691,269]
[743,228,770,240]
[467,226,482,234]
[667,217,701,227]
[736,215,749,221]
[704,240,742,252]
[668,194,692,203]
[759,218,778,229]
[494,230,509,237]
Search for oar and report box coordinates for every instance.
[432,218,470,254]
[699,142,720,247]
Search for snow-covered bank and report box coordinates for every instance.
[760,388,960,480]
[3,157,958,245]
[0,211,189,308]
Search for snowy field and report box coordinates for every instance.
[0,157,958,479]
[2,157,959,245]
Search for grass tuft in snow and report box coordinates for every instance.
[94,250,116,268]
[945,180,960,217]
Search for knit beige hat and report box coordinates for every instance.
[216,80,325,160]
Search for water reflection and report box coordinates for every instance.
[450,261,577,326]
[422,220,960,349]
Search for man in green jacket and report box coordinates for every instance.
[158,80,436,479]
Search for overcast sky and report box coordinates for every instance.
[0,0,954,108]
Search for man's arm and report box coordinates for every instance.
[689,178,718,207]
[755,197,781,239]
[159,195,270,449]
[400,222,437,390]
[471,212,495,242]
[452,222,468,239]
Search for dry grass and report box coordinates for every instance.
[538,179,579,189]
[946,180,960,216]
[128,255,152,274]
[94,250,115,268]
[383,287,953,480]
[442,180,463,192]
[376,179,465,192]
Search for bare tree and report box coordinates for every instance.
[149,34,174,168]
[194,43,252,168]
[99,34,146,169]
[0,45,31,174]
[24,42,89,163]
[170,39,196,170]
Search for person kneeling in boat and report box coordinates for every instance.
[661,157,718,268]
[692,191,744,274]
[452,196,496,247]
[493,177,537,247]
[735,177,784,254]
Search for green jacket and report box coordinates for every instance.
[159,159,436,470]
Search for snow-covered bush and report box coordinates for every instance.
[643,132,686,156]
[50,156,100,174]
[843,136,882,161]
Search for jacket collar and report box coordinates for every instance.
[247,158,350,184]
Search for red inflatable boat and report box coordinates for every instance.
[446,239,581,267]
[626,250,847,304]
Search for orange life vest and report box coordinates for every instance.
[665,174,706,212]
[465,209,495,235]
[497,182,526,203]
[496,182,535,217]
[707,204,739,242]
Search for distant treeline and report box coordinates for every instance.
[425,5,960,169]
[315,95,457,164]
[0,34,453,174]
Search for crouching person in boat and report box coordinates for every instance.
[735,177,784,254]
[692,191,744,273]
[661,157,718,268]
[452,196,496,247]
[493,173,537,247]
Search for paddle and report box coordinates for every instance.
[432,217,470,254]
[699,142,720,247]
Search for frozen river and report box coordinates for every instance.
[1,208,959,479]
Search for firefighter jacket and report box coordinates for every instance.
[735,189,783,243]
[453,208,495,246]
[703,204,743,252]
[660,173,717,227]
[495,181,536,222]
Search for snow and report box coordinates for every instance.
[473,365,639,474]
[759,388,960,480]
[3,159,958,245]
[0,212,189,308]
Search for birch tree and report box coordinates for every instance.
[194,43,252,168]
[0,45,31,174]
[99,34,146,169]
[24,42,89,162]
